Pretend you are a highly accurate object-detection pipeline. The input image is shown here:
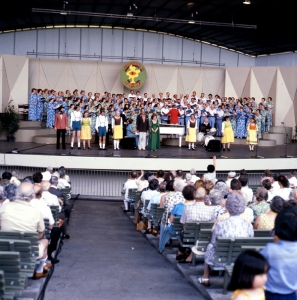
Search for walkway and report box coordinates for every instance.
[45,200,205,300]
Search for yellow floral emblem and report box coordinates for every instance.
[126,65,140,83]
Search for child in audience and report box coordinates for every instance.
[261,207,297,300]
[228,250,268,300]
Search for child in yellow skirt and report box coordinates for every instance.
[246,118,258,151]
[80,111,92,150]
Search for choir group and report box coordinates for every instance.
[28,88,273,150]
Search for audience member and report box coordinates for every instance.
[3,183,17,201]
[10,170,21,186]
[239,176,253,203]
[260,169,273,183]
[42,166,53,181]
[202,156,217,183]
[272,175,291,200]
[199,192,254,286]
[262,179,274,202]
[225,171,236,187]
[249,187,270,219]
[261,207,297,300]
[123,171,138,211]
[0,172,12,187]
[189,168,200,184]
[288,170,297,187]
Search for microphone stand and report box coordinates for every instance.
[280,122,293,158]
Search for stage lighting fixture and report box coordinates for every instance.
[188,20,195,24]
[243,0,251,4]
[60,11,67,15]
[127,6,133,16]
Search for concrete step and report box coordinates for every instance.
[32,134,71,144]
[262,132,285,145]
[270,126,293,138]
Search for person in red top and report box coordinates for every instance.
[54,106,68,150]
[166,104,180,124]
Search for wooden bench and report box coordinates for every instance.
[254,230,271,237]
[212,237,273,294]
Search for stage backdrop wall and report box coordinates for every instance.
[0,55,297,128]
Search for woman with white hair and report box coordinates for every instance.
[198,192,254,286]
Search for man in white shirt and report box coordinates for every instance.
[226,171,236,187]
[239,177,253,203]
[123,171,138,211]
[199,92,207,103]
[190,168,200,184]
[42,166,53,181]
[128,90,135,100]
[41,181,62,212]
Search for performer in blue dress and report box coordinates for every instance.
[28,88,38,121]
[244,108,254,137]
[230,109,237,137]
[235,108,246,138]
[46,98,55,128]
[36,89,44,121]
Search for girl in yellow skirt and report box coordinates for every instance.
[112,111,123,150]
[221,116,234,151]
[185,114,198,150]
[247,118,258,151]
[80,111,92,150]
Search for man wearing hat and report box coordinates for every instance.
[226,171,236,187]
[95,110,108,149]
[54,106,68,150]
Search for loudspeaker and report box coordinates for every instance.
[121,137,136,149]
[206,140,221,152]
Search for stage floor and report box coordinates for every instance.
[0,141,296,159]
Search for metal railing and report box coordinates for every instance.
[0,165,291,198]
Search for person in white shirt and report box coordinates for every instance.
[239,177,253,203]
[261,179,274,202]
[190,168,200,184]
[226,171,236,188]
[272,175,291,201]
[10,170,20,186]
[41,181,62,212]
[70,105,82,149]
[42,166,53,181]
[95,110,108,149]
[288,171,297,187]
[128,90,135,100]
[199,92,207,103]
[123,171,138,211]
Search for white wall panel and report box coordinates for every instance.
[123,30,143,59]
[238,54,255,67]
[81,28,102,60]
[163,35,182,65]
[0,33,14,55]
[15,30,36,56]
[143,32,162,64]
[37,29,59,59]
[59,28,80,60]
[292,53,297,66]
[220,49,237,67]
[268,53,293,66]
[201,43,220,66]
[102,29,122,62]
[181,39,202,66]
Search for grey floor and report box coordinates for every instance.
[44,200,205,300]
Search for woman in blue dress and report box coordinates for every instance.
[36,89,44,121]
[46,98,55,128]
[230,109,237,136]
[28,88,38,121]
[236,108,246,138]
[126,118,139,148]
[244,108,254,137]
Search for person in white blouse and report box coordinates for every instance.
[40,181,62,212]
[70,105,82,149]
[95,110,108,149]
[288,171,297,187]
[272,175,291,201]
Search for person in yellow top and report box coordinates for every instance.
[228,250,268,300]
[221,115,234,151]
[246,118,258,151]
[80,111,92,150]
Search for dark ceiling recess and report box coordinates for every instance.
[1,0,297,56]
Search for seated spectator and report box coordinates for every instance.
[147,183,166,211]
[31,185,61,264]
[3,183,17,201]
[189,168,200,184]
[204,180,214,198]
[239,176,253,203]
[261,207,297,300]
[228,250,268,300]
[160,179,186,224]
[260,169,273,183]
[0,172,12,187]
[208,189,226,219]
[175,170,183,180]
[57,169,71,189]
[135,170,151,192]
[10,170,21,186]
[249,187,270,219]
[262,179,274,202]
[42,166,53,181]
[288,170,297,187]
[22,176,33,183]
[58,166,70,183]
[41,181,62,212]
[33,172,43,186]
[254,196,284,230]
[213,181,229,197]
[184,173,193,185]
[272,175,291,200]
[225,171,236,187]
[0,182,50,279]
[201,156,217,184]
[198,192,254,286]
[270,172,280,192]
[0,186,9,208]
[164,172,175,183]
[156,170,165,183]
[194,179,205,190]
[123,170,138,211]
[49,176,63,199]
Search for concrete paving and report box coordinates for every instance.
[44,200,205,300]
